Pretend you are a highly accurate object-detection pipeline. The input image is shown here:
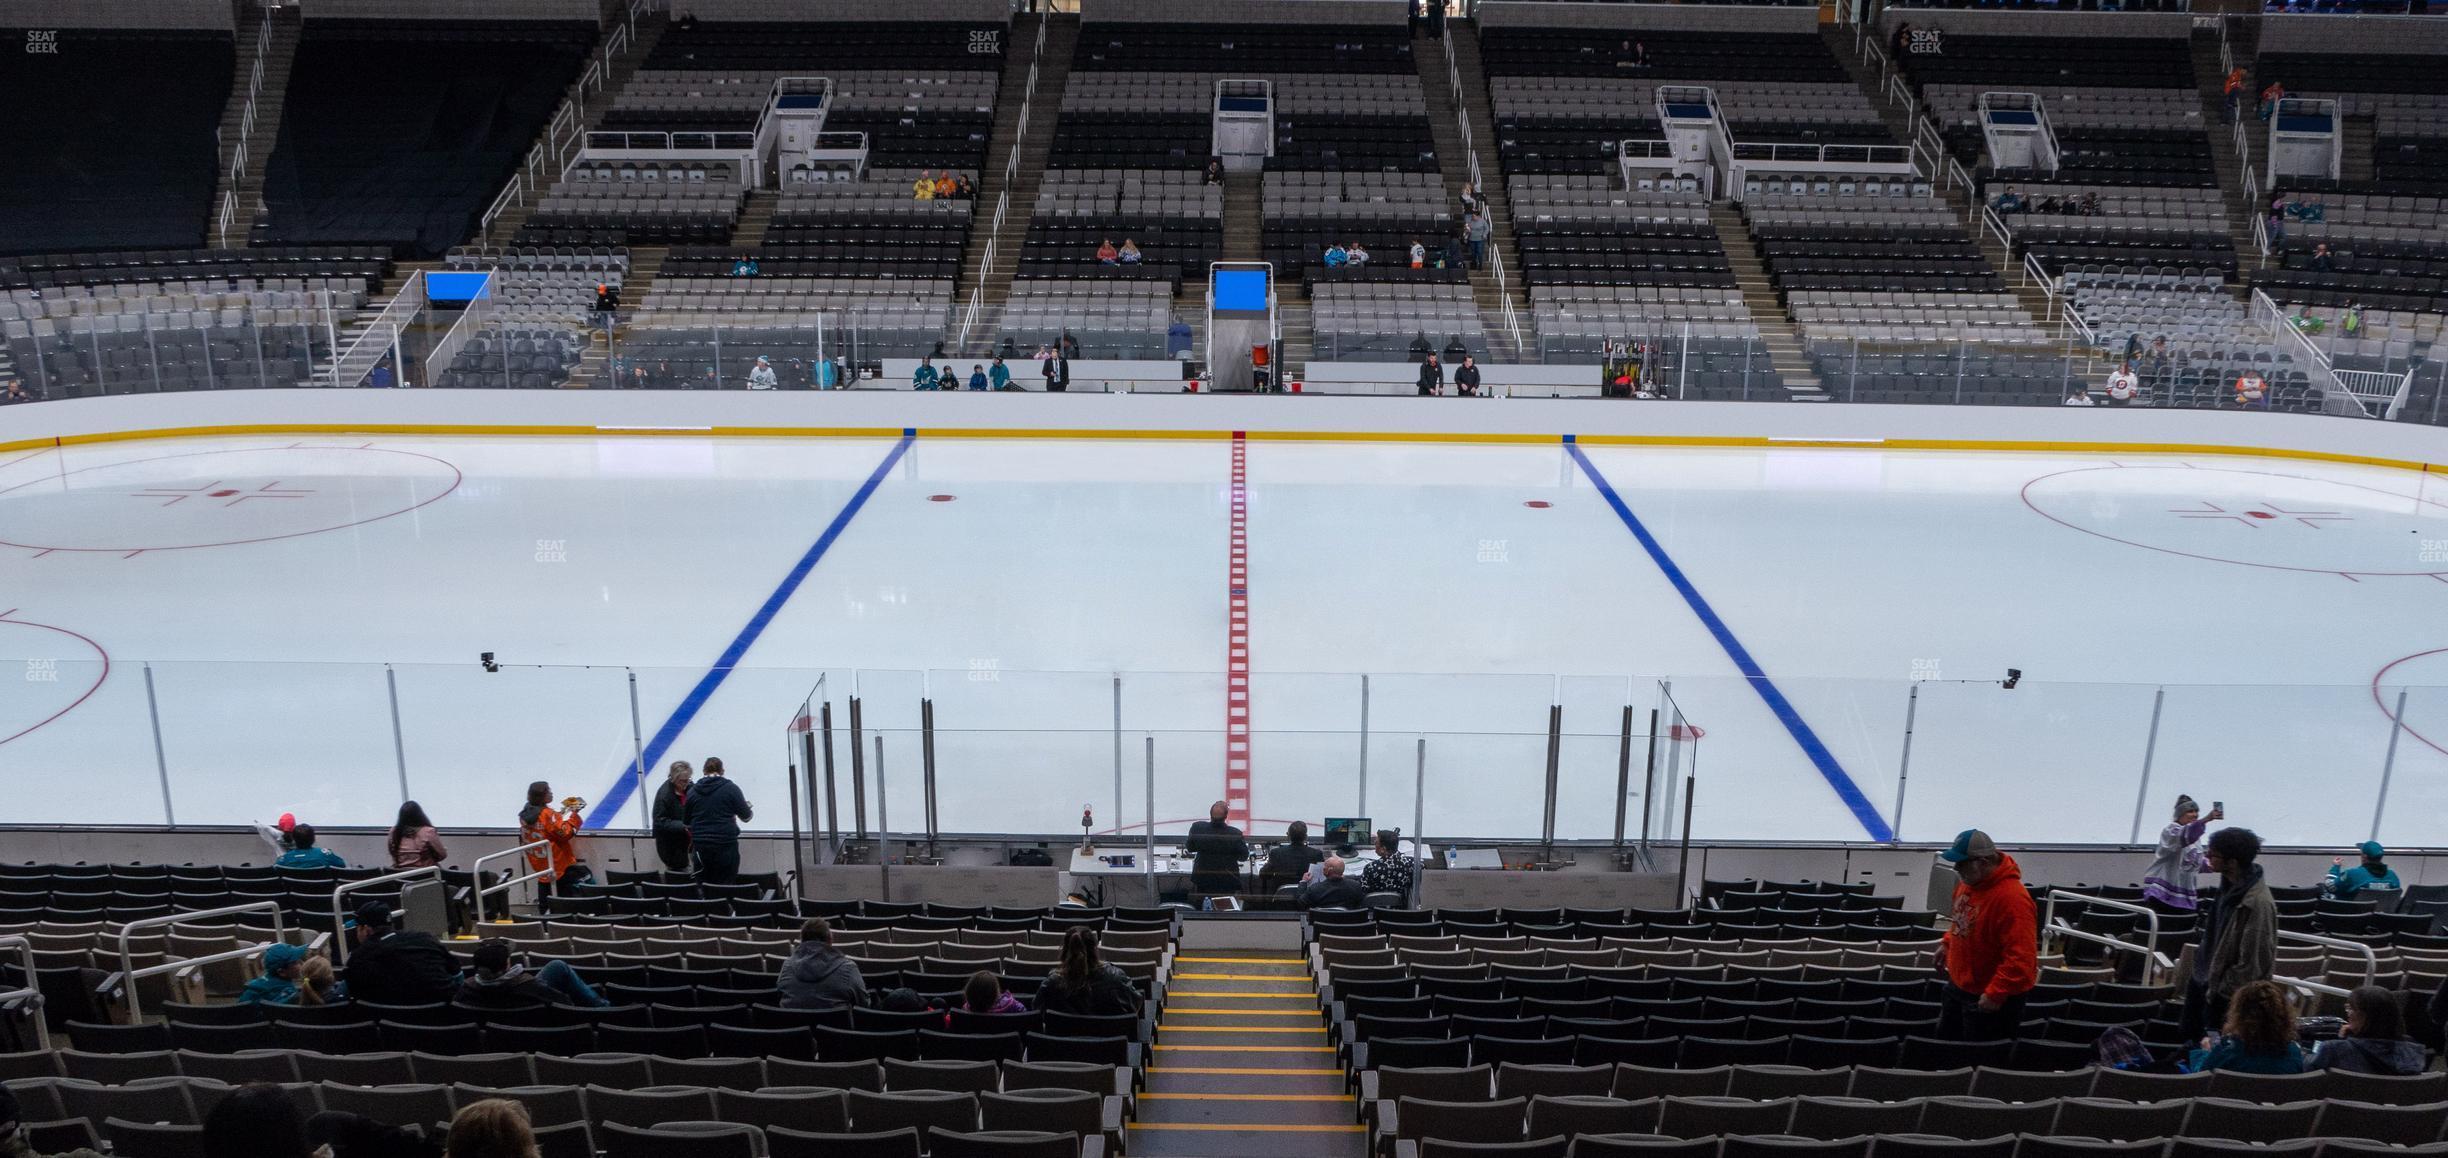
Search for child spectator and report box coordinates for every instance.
[962,970,1026,1016]
[240,944,311,1005]
[275,825,345,869]
[989,356,1012,391]
[967,364,989,391]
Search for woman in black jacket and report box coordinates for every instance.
[1035,927,1143,1016]
[649,760,693,873]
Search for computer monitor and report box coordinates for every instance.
[1322,817,1369,850]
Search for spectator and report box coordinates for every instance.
[2144,336,2172,372]
[962,970,1026,1016]
[2223,66,2248,123]
[1416,353,1444,396]
[0,380,30,405]
[1359,829,1416,899]
[2103,363,2139,405]
[442,1099,537,1158]
[913,171,936,200]
[2308,985,2426,1075]
[518,782,585,899]
[2191,980,2305,1074]
[2430,975,2448,1054]
[1118,239,1143,265]
[730,254,759,277]
[344,901,462,1006]
[912,356,941,390]
[2308,243,2335,272]
[1467,211,1491,267]
[1992,188,2025,214]
[748,356,779,390]
[1038,345,1057,389]
[457,937,607,1009]
[1301,856,1372,910]
[955,174,974,198]
[2036,194,2063,215]
[1036,927,1143,1016]
[368,361,395,390]
[2143,795,2221,911]
[651,760,693,873]
[1934,828,2039,1041]
[967,363,989,391]
[0,1086,102,1157]
[1096,238,1120,265]
[815,357,841,390]
[1890,21,1913,61]
[1049,349,1071,393]
[1205,156,1223,186]
[1185,800,1249,895]
[1324,242,1349,269]
[1167,320,1193,358]
[275,824,345,869]
[2233,370,2268,409]
[1346,242,1371,266]
[1621,38,1650,67]
[1259,820,1327,892]
[2183,826,2278,1041]
[1445,223,1467,271]
[297,956,337,1006]
[2063,385,2095,406]
[778,917,868,1010]
[1455,354,1482,397]
[386,802,445,870]
[204,1084,318,1158]
[240,943,312,1005]
[2328,840,2403,900]
[937,173,960,198]
[1062,332,1080,360]
[2259,80,2285,120]
[1409,238,1426,269]
[989,355,1013,391]
[2342,301,2363,337]
[684,755,753,884]
[2079,192,2101,217]
[1458,181,1480,218]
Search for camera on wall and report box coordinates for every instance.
[2001,668,2022,691]
[480,651,500,674]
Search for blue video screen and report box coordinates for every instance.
[1213,268,1269,312]
[426,272,493,303]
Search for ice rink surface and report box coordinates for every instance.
[1,433,2442,849]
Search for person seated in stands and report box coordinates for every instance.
[297,956,336,1005]
[443,1099,539,1158]
[2328,840,2403,900]
[458,937,607,1009]
[1619,38,1650,68]
[989,355,1013,391]
[2341,301,2363,337]
[1205,155,1224,186]
[0,1084,105,1158]
[1346,241,1371,266]
[914,170,938,200]
[731,254,759,277]
[1359,829,1417,898]
[346,901,463,1006]
[937,173,961,199]
[2079,192,2102,217]
[2144,336,2172,373]
[912,356,940,390]
[2103,363,2139,406]
[961,970,1026,1017]
[240,943,313,1005]
[1119,239,1143,265]
[0,380,29,405]
[747,356,779,390]
[2191,979,2306,1073]
[2259,80,2285,119]
[1408,238,1427,269]
[2064,384,2096,406]
[2309,985,2427,1075]
[1992,187,2025,214]
[779,917,869,1010]
[2035,195,2063,215]
[1096,238,1120,265]
[2233,369,2268,409]
[1260,820,1327,893]
[275,824,346,869]
[967,364,989,391]
[1035,927,1143,1016]
[1323,242,1349,269]
[201,1084,321,1158]
[1301,856,1372,910]
[2308,243,2335,272]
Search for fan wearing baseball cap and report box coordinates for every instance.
[2328,841,2403,901]
[1933,828,2038,1042]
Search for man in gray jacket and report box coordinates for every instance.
[777,917,868,1010]
[2183,825,2277,1040]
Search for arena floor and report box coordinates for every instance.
[1,433,2442,850]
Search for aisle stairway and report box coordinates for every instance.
[1134,950,1365,1158]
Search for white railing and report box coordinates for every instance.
[1446,34,1523,358]
[477,14,634,241]
[0,935,46,1051]
[1945,156,1973,197]
[328,269,424,388]
[423,271,496,387]
[2041,889,2172,984]
[219,11,277,246]
[1980,203,2014,254]
[2249,287,2364,416]
[471,840,554,926]
[118,902,287,1020]
[331,866,442,947]
[2273,928,2379,1002]
[956,12,1049,352]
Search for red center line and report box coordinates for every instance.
[1224,432,1252,826]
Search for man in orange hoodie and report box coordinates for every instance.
[1934,828,2038,1041]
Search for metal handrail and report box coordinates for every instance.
[470,839,553,926]
[2041,889,2172,984]
[0,935,47,1051]
[2279,928,2379,985]
[118,901,286,1020]
[331,865,442,947]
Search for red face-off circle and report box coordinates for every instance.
[2021,463,2448,576]
[0,445,462,554]
[0,617,109,748]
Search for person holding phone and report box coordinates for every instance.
[2143,794,2222,911]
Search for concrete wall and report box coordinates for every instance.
[2256,13,2448,56]
[1080,0,1408,26]
[683,0,1011,22]
[1875,8,2191,38]
[1478,1,1818,34]
[0,0,232,31]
